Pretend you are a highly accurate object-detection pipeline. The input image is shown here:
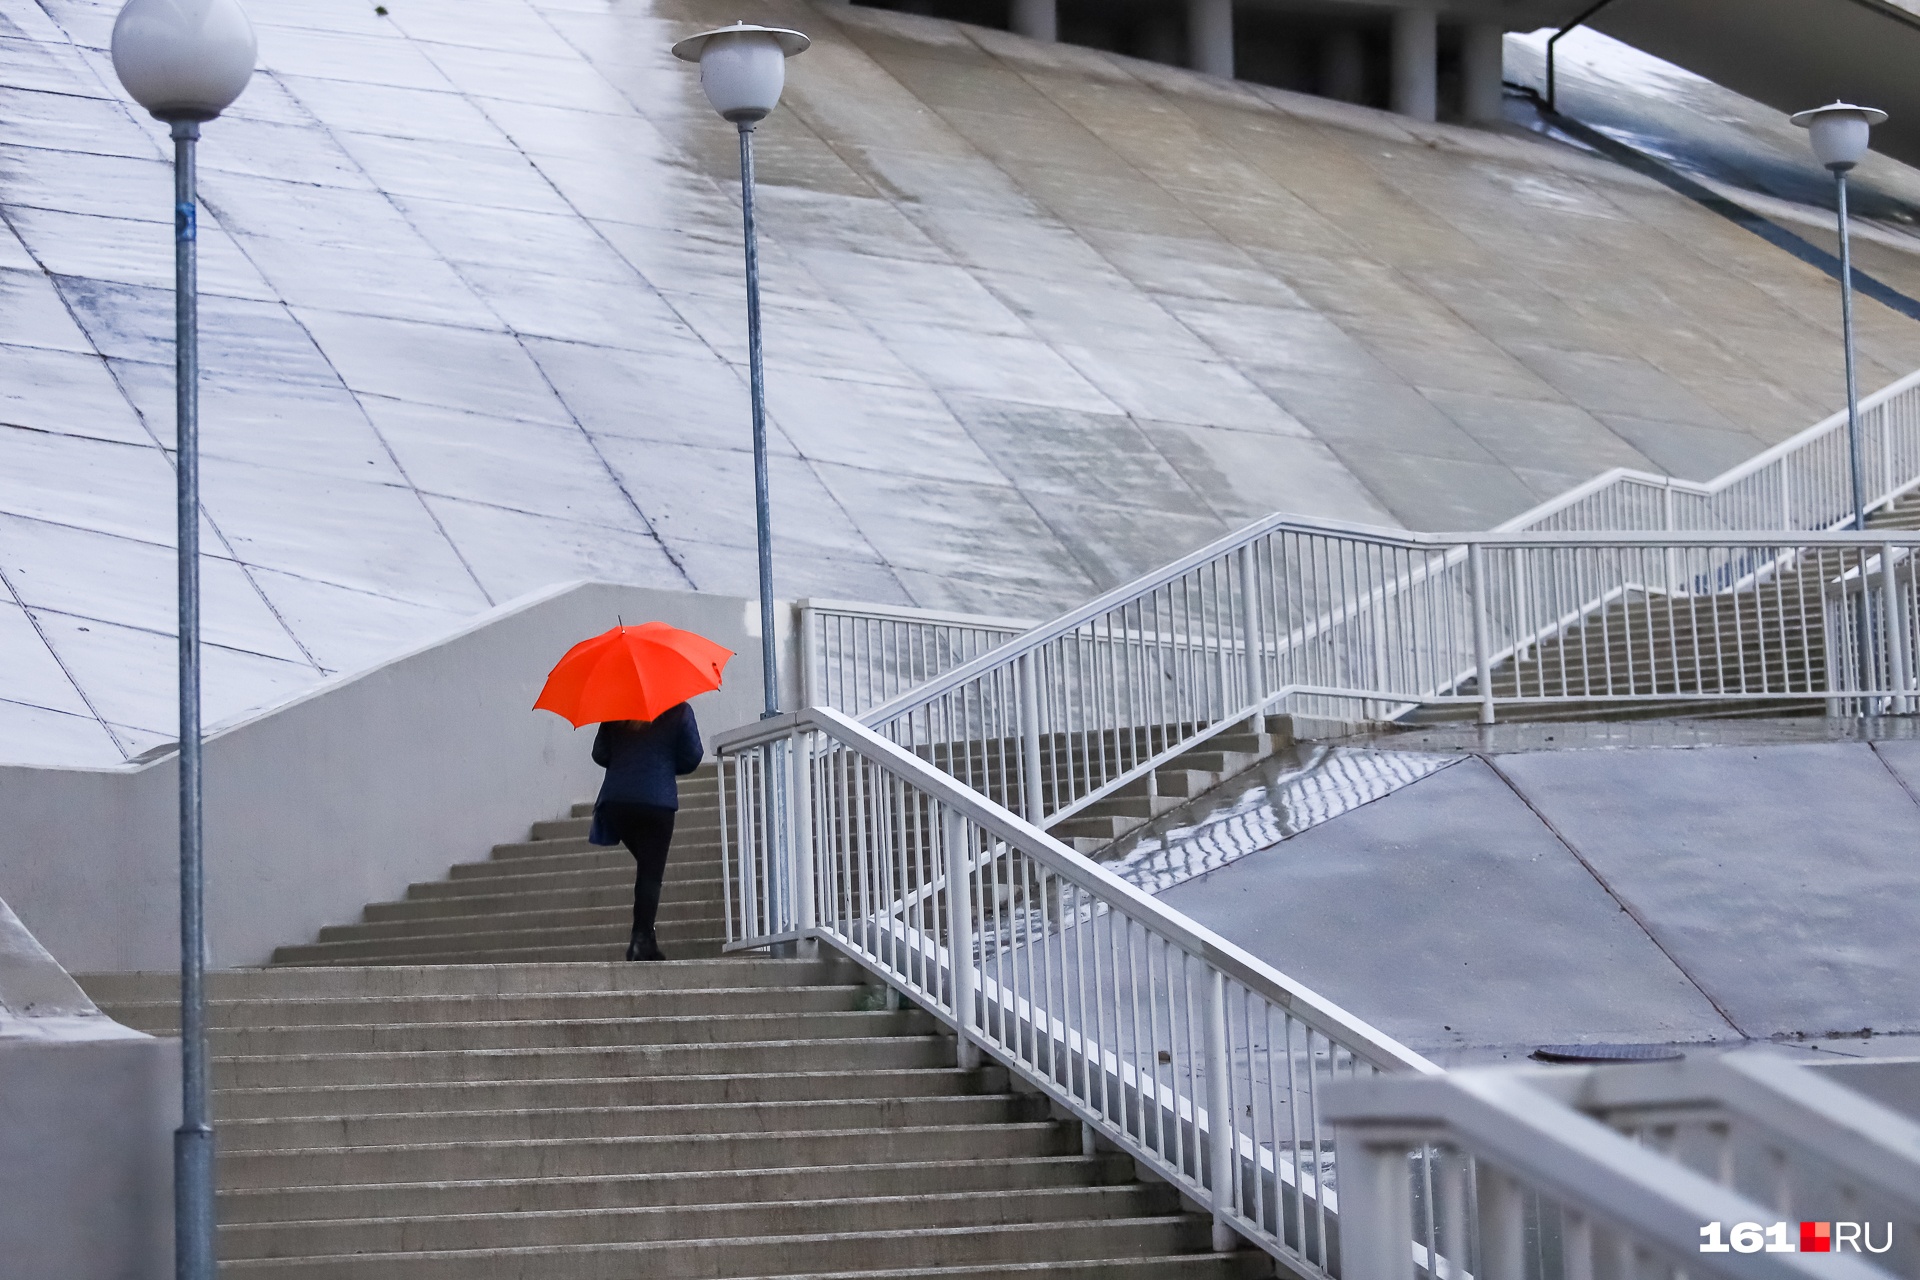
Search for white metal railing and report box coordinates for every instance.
[1326,1058,1915,1280]
[1500,368,1920,536]
[853,528,1920,831]
[717,704,1439,1272]
[798,599,1032,718]
[800,373,1920,812]
[1537,1051,1920,1264]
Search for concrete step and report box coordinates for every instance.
[1118,768,1219,800]
[382,875,721,918]
[450,847,707,878]
[78,959,853,1004]
[216,1152,1129,1224]
[274,940,731,967]
[223,1183,1172,1258]
[272,919,722,965]
[1172,749,1262,776]
[487,833,720,862]
[316,903,725,945]
[212,1033,954,1088]
[219,1091,1043,1151]
[1048,813,1146,842]
[212,1066,1004,1121]
[196,1009,938,1057]
[217,1120,1075,1188]
[1073,793,1184,822]
[405,866,635,901]
[103,984,864,1032]
[217,1213,1211,1276]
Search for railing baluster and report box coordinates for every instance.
[1468,541,1495,724]
[1205,967,1236,1249]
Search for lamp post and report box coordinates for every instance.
[673,22,809,719]
[109,2,255,1276]
[1794,103,1888,708]
[1792,102,1887,535]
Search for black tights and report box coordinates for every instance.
[601,802,676,935]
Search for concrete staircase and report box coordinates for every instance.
[79,768,1272,1278]
[1405,499,1920,726]
[269,766,730,966]
[1047,715,1296,852]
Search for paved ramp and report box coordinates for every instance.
[1158,729,1920,1058]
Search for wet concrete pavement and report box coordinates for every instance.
[1156,720,1920,1059]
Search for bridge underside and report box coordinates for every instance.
[1592,0,1920,169]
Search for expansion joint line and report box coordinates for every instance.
[1480,753,1748,1040]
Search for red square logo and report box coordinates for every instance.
[1802,1223,1831,1253]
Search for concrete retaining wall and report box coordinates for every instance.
[0,894,178,1278]
[0,581,796,972]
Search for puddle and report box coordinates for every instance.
[1096,745,1458,896]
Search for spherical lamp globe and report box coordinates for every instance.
[672,23,809,124]
[111,0,257,123]
[1791,102,1888,173]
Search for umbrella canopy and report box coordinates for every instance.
[533,622,734,728]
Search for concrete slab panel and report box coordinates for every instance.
[1159,757,1736,1054]
[1494,743,1920,1038]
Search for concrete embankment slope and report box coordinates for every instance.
[12,0,1920,767]
[1157,721,1920,1060]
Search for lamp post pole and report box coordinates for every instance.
[674,22,809,720]
[737,120,778,720]
[1793,102,1889,707]
[171,115,215,1280]
[1835,166,1866,536]
[110,2,255,1275]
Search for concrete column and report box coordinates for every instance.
[1320,27,1365,103]
[1390,7,1437,121]
[1187,0,1233,78]
[1462,21,1506,122]
[1011,0,1057,43]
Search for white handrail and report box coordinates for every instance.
[855,526,1920,829]
[1327,1068,1892,1280]
[717,703,1436,1271]
[1498,367,1920,534]
[1536,1050,1920,1230]
[798,598,1033,716]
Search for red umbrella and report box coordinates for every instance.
[533,622,734,727]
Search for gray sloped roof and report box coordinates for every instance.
[3,0,1920,765]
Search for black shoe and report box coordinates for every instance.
[625,928,666,962]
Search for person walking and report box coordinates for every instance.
[588,702,704,961]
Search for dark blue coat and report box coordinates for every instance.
[588,703,703,845]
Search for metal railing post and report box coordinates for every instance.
[943,807,982,1070]
[1331,1129,1418,1280]
[787,729,815,950]
[1237,543,1262,716]
[1662,482,1678,590]
[1018,650,1044,824]
[1885,544,1910,714]
[1883,408,1896,510]
[1205,967,1237,1251]
[1468,541,1496,725]
[1478,1166,1527,1280]
[798,603,819,709]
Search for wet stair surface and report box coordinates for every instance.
[78,763,1271,1279]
